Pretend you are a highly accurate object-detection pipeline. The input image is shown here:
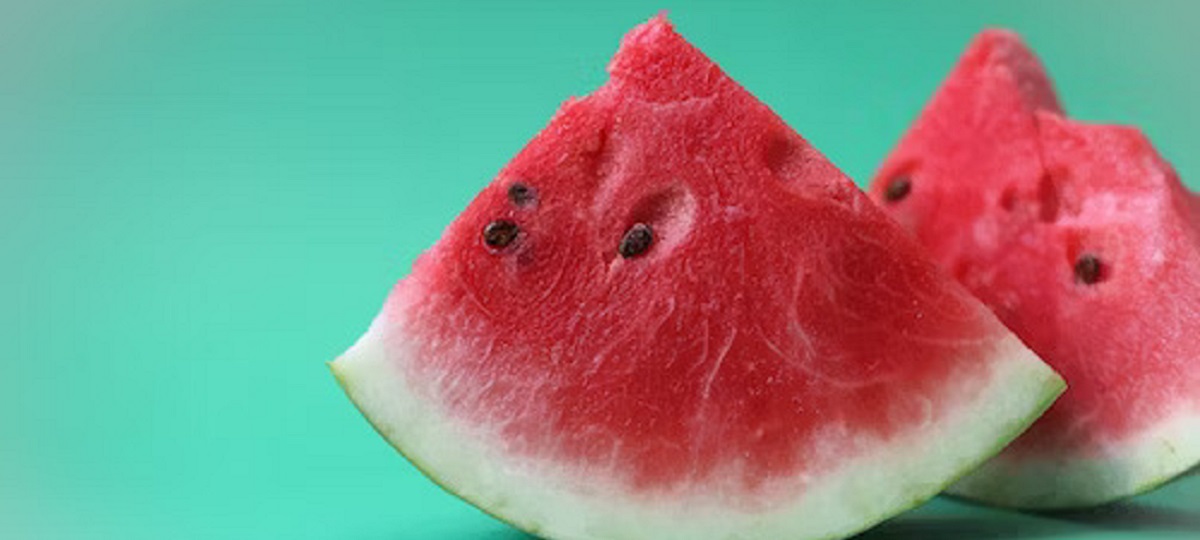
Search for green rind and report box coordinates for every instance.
[949,407,1200,510]
[848,370,1065,538]
[329,361,544,537]
[331,323,1065,540]
[952,459,1198,513]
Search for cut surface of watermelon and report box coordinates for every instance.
[870,29,1200,509]
[333,17,1063,539]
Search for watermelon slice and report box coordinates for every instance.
[869,29,1200,509]
[332,17,1063,538]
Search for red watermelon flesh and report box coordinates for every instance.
[333,17,1063,539]
[870,29,1200,509]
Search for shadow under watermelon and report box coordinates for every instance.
[856,514,1075,540]
[1042,501,1200,533]
[860,500,1200,539]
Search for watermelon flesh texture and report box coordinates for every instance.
[870,29,1200,509]
[333,17,1064,539]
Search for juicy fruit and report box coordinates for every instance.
[870,29,1200,509]
[333,17,1064,539]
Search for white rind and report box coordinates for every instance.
[331,315,1064,540]
[950,407,1200,509]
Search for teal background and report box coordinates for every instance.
[3,1,1198,538]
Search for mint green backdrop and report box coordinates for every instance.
[3,1,1197,538]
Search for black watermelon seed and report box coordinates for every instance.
[482,220,519,249]
[885,176,912,202]
[508,183,536,207]
[618,223,654,259]
[1074,253,1103,284]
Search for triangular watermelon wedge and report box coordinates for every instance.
[870,30,1200,509]
[333,17,1063,538]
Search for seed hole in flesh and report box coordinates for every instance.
[508,182,536,207]
[483,220,519,250]
[764,134,799,179]
[1074,253,1103,285]
[618,223,653,259]
[885,176,912,202]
